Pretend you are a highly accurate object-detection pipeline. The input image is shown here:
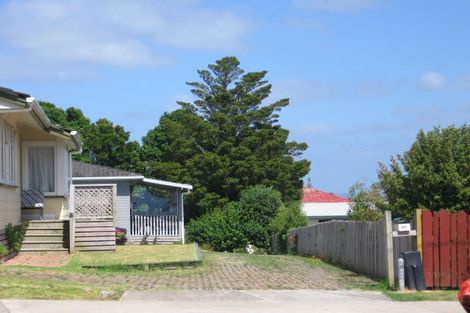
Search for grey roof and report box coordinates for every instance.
[21,190,45,209]
[0,86,30,103]
[72,160,142,178]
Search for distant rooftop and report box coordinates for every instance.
[72,160,142,178]
[302,187,349,203]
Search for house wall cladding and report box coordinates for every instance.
[421,209,469,289]
[288,219,391,279]
[73,180,130,232]
[0,186,21,230]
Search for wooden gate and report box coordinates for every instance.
[420,209,469,288]
[70,184,116,252]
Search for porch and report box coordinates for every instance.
[70,161,192,247]
[128,180,187,243]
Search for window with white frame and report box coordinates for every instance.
[24,143,55,194]
[0,118,17,186]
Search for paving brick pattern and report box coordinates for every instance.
[3,254,71,268]
[0,252,377,291]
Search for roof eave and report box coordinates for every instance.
[143,178,193,190]
[27,97,82,152]
[72,176,145,181]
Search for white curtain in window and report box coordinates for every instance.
[29,146,54,192]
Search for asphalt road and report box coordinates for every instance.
[1,290,462,313]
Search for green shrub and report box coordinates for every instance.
[186,185,282,252]
[0,244,8,258]
[5,222,28,253]
[270,201,308,253]
[186,202,247,252]
[348,181,385,221]
[140,234,149,245]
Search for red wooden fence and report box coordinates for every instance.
[421,210,470,288]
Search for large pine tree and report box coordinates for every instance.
[141,57,310,219]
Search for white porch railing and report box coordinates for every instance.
[130,215,179,237]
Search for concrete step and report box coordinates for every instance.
[19,247,69,255]
[27,221,68,229]
[23,234,68,241]
[25,229,68,236]
[22,241,68,249]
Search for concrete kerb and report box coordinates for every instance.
[0,300,10,313]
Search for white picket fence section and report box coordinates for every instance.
[130,215,179,237]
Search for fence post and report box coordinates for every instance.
[416,209,423,257]
[69,185,75,253]
[385,211,395,287]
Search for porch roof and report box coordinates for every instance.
[72,161,193,190]
[72,160,142,178]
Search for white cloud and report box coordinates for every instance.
[0,0,251,79]
[271,79,338,104]
[457,74,470,90]
[271,79,390,104]
[284,15,328,33]
[355,81,387,97]
[420,71,447,91]
[292,0,380,12]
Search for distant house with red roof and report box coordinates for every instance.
[302,187,351,224]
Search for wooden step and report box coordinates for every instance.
[76,246,115,252]
[75,240,115,247]
[75,227,114,233]
[75,231,115,237]
[75,236,114,242]
[74,221,114,228]
[73,218,116,252]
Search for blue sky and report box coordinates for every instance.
[1,0,469,195]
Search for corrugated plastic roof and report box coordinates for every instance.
[302,187,349,203]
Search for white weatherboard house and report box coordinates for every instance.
[0,87,81,230]
[0,87,80,253]
[302,187,351,225]
[0,86,192,254]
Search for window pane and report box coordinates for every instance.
[131,185,177,215]
[29,146,54,192]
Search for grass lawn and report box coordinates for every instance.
[384,290,458,301]
[0,276,124,300]
[77,244,201,268]
[0,247,459,302]
[0,244,202,300]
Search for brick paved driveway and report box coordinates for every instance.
[0,252,378,291]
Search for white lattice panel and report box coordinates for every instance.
[74,186,114,218]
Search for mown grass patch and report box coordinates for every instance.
[384,290,458,301]
[0,276,125,300]
[77,244,201,269]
